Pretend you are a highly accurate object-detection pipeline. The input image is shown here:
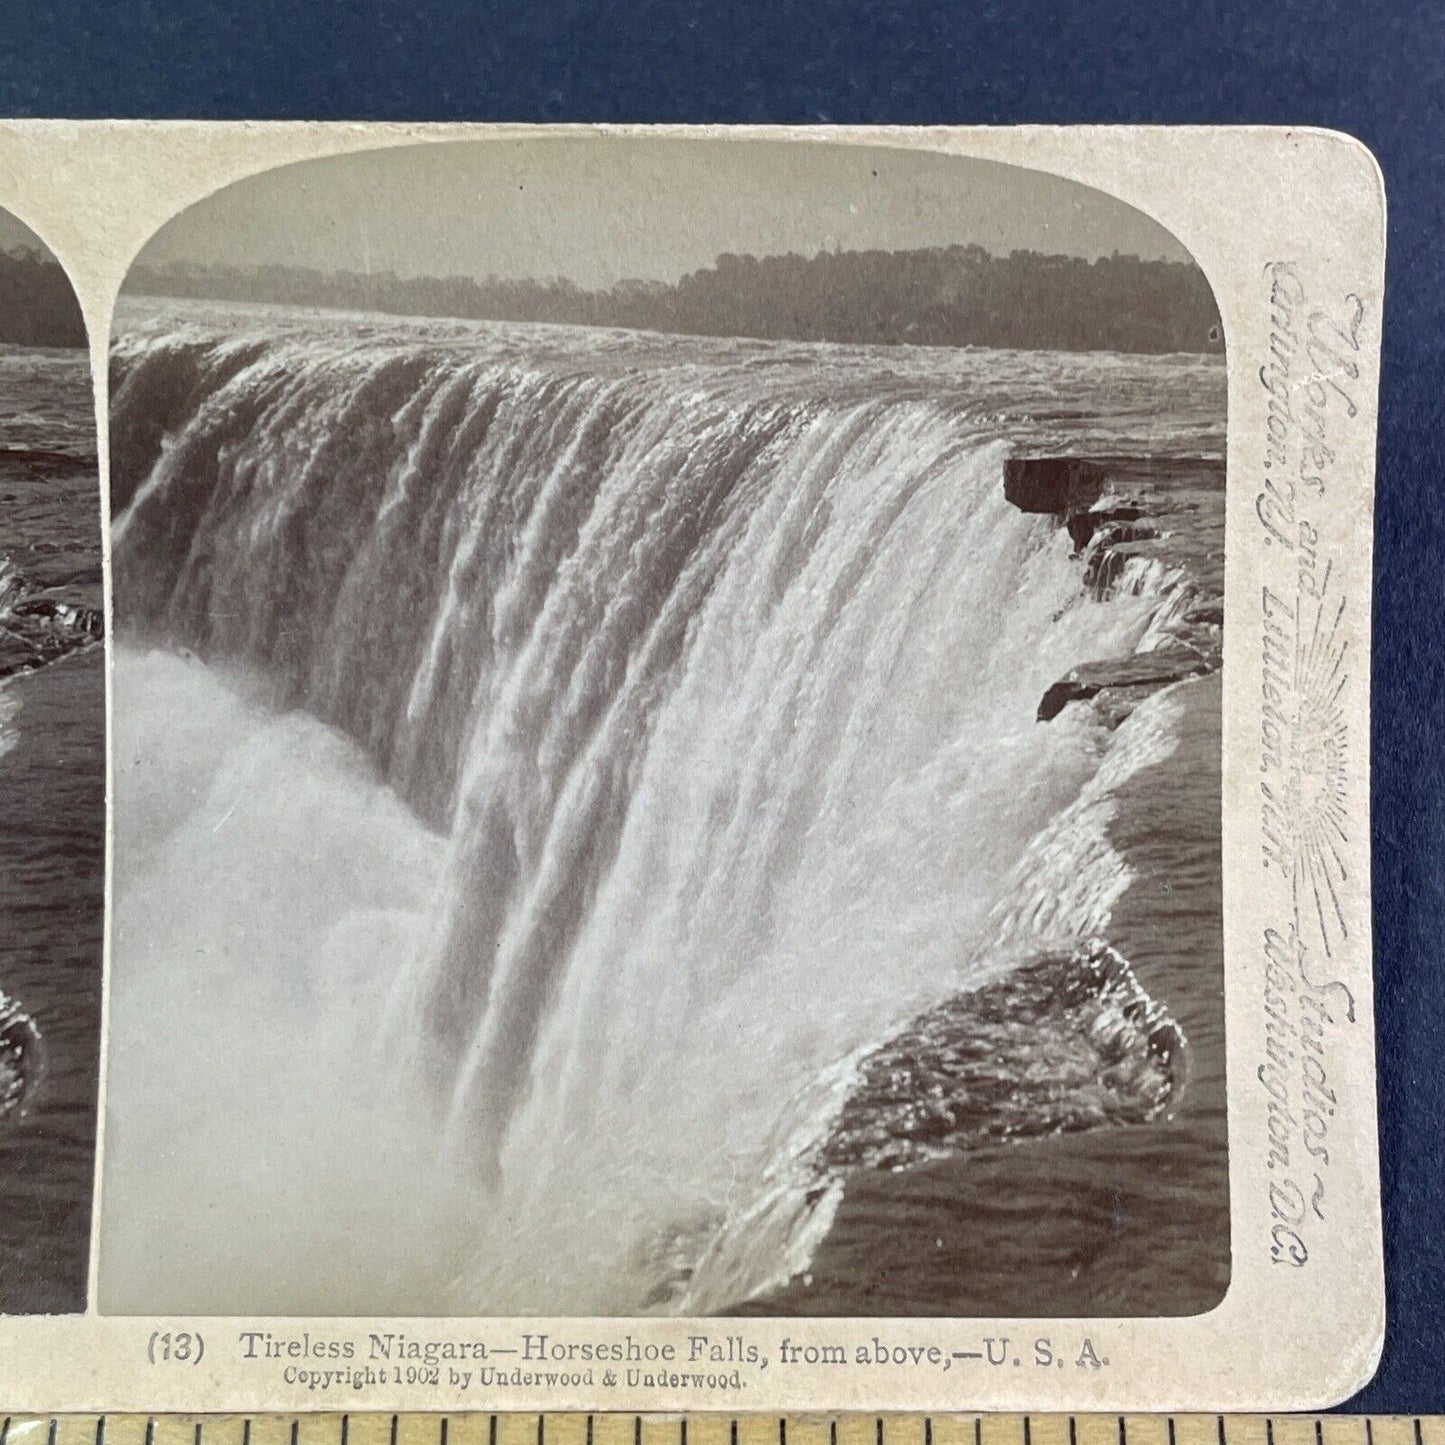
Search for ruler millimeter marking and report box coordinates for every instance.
[0,1418,1439,1445]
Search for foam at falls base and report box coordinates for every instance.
[102,646,473,1315]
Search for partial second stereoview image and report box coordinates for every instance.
[0,211,104,1314]
[99,138,1228,1318]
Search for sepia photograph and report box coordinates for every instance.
[95,137,1232,1320]
[0,208,104,1314]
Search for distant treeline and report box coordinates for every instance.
[126,245,1222,354]
[0,247,86,347]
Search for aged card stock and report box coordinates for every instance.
[0,123,1385,1412]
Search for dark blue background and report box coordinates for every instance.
[3,0,1440,1412]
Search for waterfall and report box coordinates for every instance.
[103,303,1211,1314]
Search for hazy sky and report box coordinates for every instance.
[137,137,1195,288]
[0,208,48,254]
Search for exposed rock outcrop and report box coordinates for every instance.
[1004,457,1107,516]
[1037,645,1215,724]
[1005,454,1225,727]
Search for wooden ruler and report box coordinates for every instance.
[0,1418,1435,1445]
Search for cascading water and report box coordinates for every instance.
[100,299,1226,1316]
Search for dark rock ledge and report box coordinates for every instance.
[1005,455,1225,728]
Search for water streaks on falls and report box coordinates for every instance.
[107,305,1220,1314]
